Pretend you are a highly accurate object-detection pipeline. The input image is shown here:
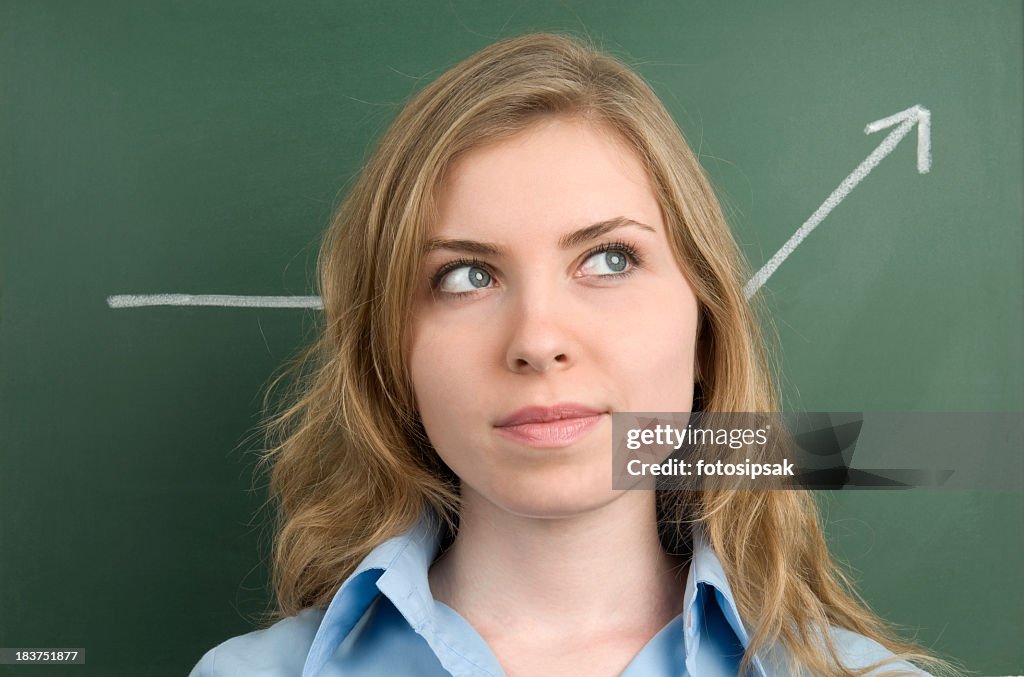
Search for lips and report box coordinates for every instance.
[494,403,607,448]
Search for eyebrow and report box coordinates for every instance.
[423,216,656,256]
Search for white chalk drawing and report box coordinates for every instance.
[744,105,931,298]
[107,294,322,309]
[107,105,932,310]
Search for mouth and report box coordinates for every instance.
[494,403,607,448]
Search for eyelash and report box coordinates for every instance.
[428,240,645,296]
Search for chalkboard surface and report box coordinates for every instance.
[2,1,1021,674]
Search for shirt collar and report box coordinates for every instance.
[302,513,764,677]
[301,514,441,677]
[685,531,766,676]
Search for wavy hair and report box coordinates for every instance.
[256,33,949,676]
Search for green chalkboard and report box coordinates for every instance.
[2,1,1021,674]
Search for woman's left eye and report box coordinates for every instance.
[579,247,636,277]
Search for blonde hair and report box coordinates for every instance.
[258,33,949,676]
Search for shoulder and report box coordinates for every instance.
[758,627,931,676]
[189,608,327,677]
[826,627,931,676]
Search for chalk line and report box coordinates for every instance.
[107,294,323,309]
[109,107,931,309]
[744,105,931,299]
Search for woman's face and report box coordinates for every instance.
[408,116,700,518]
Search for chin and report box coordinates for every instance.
[483,466,622,520]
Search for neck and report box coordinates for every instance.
[428,489,688,641]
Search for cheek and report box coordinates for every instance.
[612,281,700,411]
[407,318,492,452]
[409,330,457,418]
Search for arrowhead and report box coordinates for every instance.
[864,105,928,134]
[864,105,931,174]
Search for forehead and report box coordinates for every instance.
[432,117,663,241]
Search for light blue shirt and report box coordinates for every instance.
[191,514,921,676]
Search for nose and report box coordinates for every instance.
[504,282,577,374]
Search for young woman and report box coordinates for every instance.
[192,33,948,676]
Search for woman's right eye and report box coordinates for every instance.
[437,264,494,295]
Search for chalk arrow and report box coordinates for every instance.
[109,107,931,309]
[744,104,932,299]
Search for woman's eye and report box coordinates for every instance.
[580,249,632,277]
[438,265,493,294]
